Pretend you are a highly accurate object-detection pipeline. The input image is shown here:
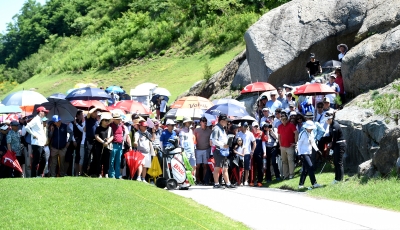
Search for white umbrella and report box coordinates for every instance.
[153,87,171,96]
[212,98,245,108]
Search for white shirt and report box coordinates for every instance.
[297,130,319,155]
[236,130,255,155]
[25,115,46,146]
[160,100,167,113]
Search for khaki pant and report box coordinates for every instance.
[50,147,68,177]
[280,146,295,178]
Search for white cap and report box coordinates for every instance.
[0,124,8,130]
[252,121,259,127]
[289,111,297,117]
[166,119,176,125]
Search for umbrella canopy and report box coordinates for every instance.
[65,87,110,101]
[151,95,170,104]
[205,103,249,117]
[241,82,276,94]
[153,87,171,97]
[322,60,342,69]
[170,96,213,110]
[212,98,245,107]
[34,98,78,123]
[0,105,22,114]
[135,83,158,92]
[105,86,124,93]
[71,100,107,111]
[294,83,336,96]
[2,90,48,114]
[48,93,66,99]
[2,150,23,173]
[125,150,145,178]
[110,100,151,115]
[164,108,206,120]
[233,115,257,124]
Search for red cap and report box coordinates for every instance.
[139,121,148,127]
[36,106,49,113]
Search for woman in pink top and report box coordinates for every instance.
[334,68,345,104]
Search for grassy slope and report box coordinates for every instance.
[1,177,248,229]
[8,45,244,102]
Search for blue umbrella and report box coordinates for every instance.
[65,87,111,101]
[0,105,22,114]
[48,93,66,99]
[105,86,124,93]
[205,103,249,117]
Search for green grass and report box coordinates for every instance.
[262,161,400,212]
[5,45,244,103]
[0,177,249,229]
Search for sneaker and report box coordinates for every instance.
[98,175,102,178]
[226,184,236,189]
[257,183,263,187]
[244,182,249,186]
[213,184,225,189]
[275,177,282,181]
[313,183,322,188]
[298,185,304,189]
[249,183,254,186]
[105,174,109,178]
[288,175,294,179]
[332,180,339,184]
[136,177,142,182]
[142,179,148,184]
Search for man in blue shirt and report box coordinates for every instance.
[266,91,282,114]
[160,119,177,150]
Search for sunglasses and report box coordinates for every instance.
[317,106,323,108]
[103,119,110,122]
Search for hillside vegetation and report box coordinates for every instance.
[0,0,290,97]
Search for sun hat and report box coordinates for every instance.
[310,53,315,58]
[303,120,316,130]
[36,106,49,113]
[337,44,348,52]
[52,115,61,122]
[100,113,112,122]
[304,112,314,118]
[182,117,193,123]
[166,119,176,125]
[112,112,122,120]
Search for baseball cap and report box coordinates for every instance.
[0,124,8,130]
[270,91,277,95]
[166,119,176,125]
[36,106,49,113]
[330,74,337,79]
[10,121,19,126]
[252,121,259,127]
[288,101,295,107]
[139,121,148,127]
[52,115,61,122]
[242,122,249,127]
[262,107,269,112]
[42,117,48,122]
[289,111,297,117]
[218,113,229,121]
[310,53,315,58]
[260,95,268,100]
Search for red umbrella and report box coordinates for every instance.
[241,82,276,94]
[71,100,107,111]
[293,83,336,96]
[111,100,151,115]
[2,150,23,173]
[124,150,145,178]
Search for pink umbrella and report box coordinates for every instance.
[241,82,276,94]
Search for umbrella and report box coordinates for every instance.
[2,150,23,173]
[0,105,22,114]
[34,98,78,123]
[212,98,245,107]
[164,108,206,120]
[233,115,257,124]
[294,83,336,96]
[74,83,97,89]
[205,103,249,118]
[322,60,342,69]
[110,100,151,115]
[65,87,111,101]
[71,100,107,111]
[241,82,276,94]
[125,150,145,179]
[2,90,48,114]
[107,108,126,115]
[135,83,158,92]
[153,87,171,97]
[151,95,170,105]
[147,156,162,179]
[170,96,213,110]
[48,93,66,99]
[105,86,124,93]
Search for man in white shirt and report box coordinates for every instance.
[236,122,256,186]
[25,106,49,177]
[159,96,167,119]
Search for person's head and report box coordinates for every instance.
[52,115,62,127]
[304,111,314,121]
[335,67,342,77]
[277,87,284,97]
[112,112,122,125]
[252,121,259,131]
[218,113,229,127]
[0,124,9,134]
[286,92,293,100]
[260,95,268,105]
[199,117,207,129]
[241,122,249,132]
[229,124,238,135]
[153,119,160,128]
[42,117,48,127]
[182,117,192,128]
[310,53,316,61]
[329,74,337,83]
[10,121,19,131]
[288,101,295,111]
[316,102,324,113]
[236,137,243,147]
[88,107,99,119]
[325,112,335,125]
[280,115,288,125]
[323,97,330,109]
[76,110,83,121]
[303,120,316,133]
[262,108,270,117]
[138,121,148,132]
[36,106,49,118]
[337,44,348,54]
[270,91,277,101]
[165,119,176,132]
[296,114,305,124]
[100,113,112,127]
[275,108,282,119]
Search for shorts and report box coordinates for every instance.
[214,149,229,169]
[195,148,210,164]
[244,154,251,170]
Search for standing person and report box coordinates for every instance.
[72,110,84,176]
[211,114,236,189]
[179,117,196,177]
[82,107,100,176]
[306,53,322,80]
[0,124,11,178]
[251,121,264,187]
[255,95,269,122]
[261,122,281,182]
[7,121,24,177]
[326,112,346,184]
[194,117,212,184]
[325,74,340,109]
[334,67,346,105]
[49,115,71,177]
[20,116,32,177]
[277,114,298,179]
[236,122,256,186]
[109,112,125,179]
[265,91,282,114]
[159,96,167,120]
[273,108,283,129]
[25,106,49,177]
[297,121,322,189]
[337,44,348,62]
[94,114,114,178]
[134,121,155,183]
[259,108,271,124]
[276,87,286,105]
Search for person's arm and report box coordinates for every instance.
[21,126,27,136]
[251,140,256,154]
[262,141,266,158]
[125,133,132,150]
[133,132,139,148]
[293,130,299,147]
[6,134,11,151]
[76,120,85,132]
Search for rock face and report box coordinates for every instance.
[371,128,400,176]
[231,59,251,90]
[342,25,400,96]
[245,0,400,95]
[358,159,377,178]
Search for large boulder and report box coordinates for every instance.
[342,25,400,96]
[372,128,400,176]
[358,159,377,178]
[231,59,251,90]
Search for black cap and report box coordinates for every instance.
[10,121,19,126]
[242,122,249,127]
[218,113,228,121]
